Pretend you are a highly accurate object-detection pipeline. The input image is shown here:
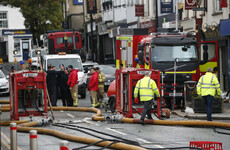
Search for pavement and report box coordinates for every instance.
[173,100,230,121]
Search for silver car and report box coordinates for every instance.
[0,70,9,95]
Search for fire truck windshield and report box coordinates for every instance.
[47,58,83,71]
[151,45,198,62]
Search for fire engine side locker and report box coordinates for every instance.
[9,71,47,120]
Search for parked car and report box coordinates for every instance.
[94,65,116,92]
[0,70,9,95]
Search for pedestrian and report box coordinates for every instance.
[88,67,99,107]
[134,71,160,125]
[197,68,221,121]
[11,66,15,72]
[61,67,73,106]
[67,65,79,107]
[95,67,106,107]
[58,64,66,106]
[46,64,58,106]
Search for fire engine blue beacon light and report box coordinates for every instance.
[135,57,139,63]
[20,60,24,65]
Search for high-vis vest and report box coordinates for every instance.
[134,76,160,101]
[98,72,106,88]
[197,72,221,96]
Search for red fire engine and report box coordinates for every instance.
[107,28,218,111]
[46,30,83,54]
[9,71,47,120]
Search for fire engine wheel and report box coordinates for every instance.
[108,96,116,113]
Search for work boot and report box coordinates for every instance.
[140,119,145,125]
[73,101,78,107]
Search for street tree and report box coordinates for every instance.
[8,0,64,46]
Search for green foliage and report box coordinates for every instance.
[8,0,64,45]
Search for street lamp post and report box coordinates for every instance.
[13,50,18,71]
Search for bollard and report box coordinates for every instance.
[10,122,17,150]
[30,130,37,150]
[60,140,69,150]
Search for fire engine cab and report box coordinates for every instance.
[9,70,47,120]
[108,28,218,111]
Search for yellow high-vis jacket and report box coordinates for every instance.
[98,72,106,88]
[197,72,221,96]
[134,76,160,101]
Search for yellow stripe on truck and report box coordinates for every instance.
[116,59,120,69]
[165,70,197,74]
[199,62,217,72]
[116,36,133,41]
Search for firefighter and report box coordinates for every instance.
[95,67,106,107]
[88,67,99,107]
[197,68,221,121]
[67,65,79,107]
[61,67,73,106]
[46,64,58,106]
[134,71,160,125]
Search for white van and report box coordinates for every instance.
[42,53,86,98]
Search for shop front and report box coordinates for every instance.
[1,29,32,62]
[220,19,230,89]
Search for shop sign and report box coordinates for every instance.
[185,0,197,10]
[161,0,173,14]
[74,0,83,5]
[135,4,144,16]
[2,29,32,35]
[87,0,97,14]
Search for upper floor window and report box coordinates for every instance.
[214,0,222,12]
[0,12,8,28]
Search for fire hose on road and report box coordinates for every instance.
[0,105,230,149]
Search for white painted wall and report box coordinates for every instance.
[0,5,26,29]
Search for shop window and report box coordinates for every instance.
[14,39,21,55]
[214,0,222,12]
[0,12,8,28]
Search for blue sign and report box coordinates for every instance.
[161,0,173,14]
[2,29,32,35]
[74,0,83,5]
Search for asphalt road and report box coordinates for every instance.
[1,92,230,150]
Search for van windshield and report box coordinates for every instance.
[47,58,83,71]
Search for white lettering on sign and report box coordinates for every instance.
[23,73,38,77]
[137,71,152,75]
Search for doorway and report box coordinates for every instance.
[22,41,29,60]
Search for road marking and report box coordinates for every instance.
[136,138,151,144]
[106,128,127,135]
[1,131,22,150]
[1,138,10,149]
[154,145,165,148]
[67,113,74,118]
[83,117,99,126]
[60,110,64,112]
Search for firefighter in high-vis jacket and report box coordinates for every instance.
[95,67,106,107]
[134,71,160,125]
[197,67,221,121]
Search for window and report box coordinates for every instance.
[0,12,8,28]
[214,0,222,12]
[199,43,216,63]
[14,39,21,55]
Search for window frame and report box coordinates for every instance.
[0,12,8,29]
